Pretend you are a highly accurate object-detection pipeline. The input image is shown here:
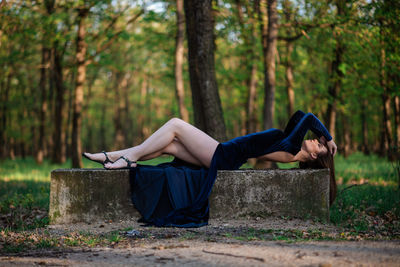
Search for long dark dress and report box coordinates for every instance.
[129,110,332,227]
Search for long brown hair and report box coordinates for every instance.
[299,143,337,205]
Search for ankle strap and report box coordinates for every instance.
[120,156,136,167]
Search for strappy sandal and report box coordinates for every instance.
[104,156,137,170]
[82,151,113,165]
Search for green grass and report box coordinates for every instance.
[0,153,399,236]
[334,152,398,185]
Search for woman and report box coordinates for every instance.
[83,110,337,227]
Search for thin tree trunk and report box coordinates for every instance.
[394,95,400,151]
[184,0,227,141]
[342,114,351,157]
[175,0,189,122]
[44,0,55,160]
[36,47,50,164]
[326,38,343,141]
[247,62,258,134]
[254,0,279,169]
[237,1,258,134]
[283,0,294,116]
[0,72,11,159]
[18,81,27,159]
[262,0,278,130]
[71,8,89,168]
[361,99,369,154]
[52,48,66,163]
[83,70,99,152]
[99,83,110,149]
[113,72,125,150]
[65,70,75,159]
[379,35,393,159]
[138,76,150,141]
[326,0,345,141]
[122,73,133,147]
[285,41,294,116]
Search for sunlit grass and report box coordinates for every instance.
[334,152,397,185]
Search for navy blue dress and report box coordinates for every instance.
[129,110,332,227]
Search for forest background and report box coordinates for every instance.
[0,0,399,169]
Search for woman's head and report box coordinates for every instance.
[299,140,337,205]
[302,139,329,160]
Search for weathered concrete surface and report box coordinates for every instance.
[210,169,329,221]
[50,168,329,224]
[50,169,140,224]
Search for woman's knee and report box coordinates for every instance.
[168,117,183,126]
[167,117,185,133]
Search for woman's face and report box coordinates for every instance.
[302,139,328,159]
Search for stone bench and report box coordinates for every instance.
[49,169,330,224]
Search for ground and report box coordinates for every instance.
[1,218,399,266]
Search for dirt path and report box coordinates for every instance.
[2,239,399,266]
[1,218,399,266]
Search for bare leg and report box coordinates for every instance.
[104,118,219,169]
[138,140,203,166]
[84,140,201,166]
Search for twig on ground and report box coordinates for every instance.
[202,249,265,262]
[338,182,369,196]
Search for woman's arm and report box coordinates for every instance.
[286,112,332,147]
[283,110,306,136]
[256,151,296,163]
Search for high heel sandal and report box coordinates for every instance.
[82,151,113,165]
[104,156,137,170]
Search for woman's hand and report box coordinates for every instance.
[319,136,337,156]
[327,140,337,156]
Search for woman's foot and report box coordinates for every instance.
[82,151,113,164]
[104,156,137,169]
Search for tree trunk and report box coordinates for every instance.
[326,0,345,141]
[254,0,278,169]
[52,48,66,163]
[71,8,89,168]
[283,0,294,116]
[379,35,393,160]
[394,95,400,151]
[184,0,227,141]
[247,61,258,134]
[342,113,351,157]
[122,73,133,147]
[36,47,50,164]
[65,70,75,159]
[175,0,189,122]
[326,39,343,141]
[138,76,150,141]
[113,72,126,150]
[99,83,110,149]
[83,70,99,152]
[236,0,258,135]
[262,0,278,130]
[0,72,11,159]
[285,41,294,116]
[361,99,370,154]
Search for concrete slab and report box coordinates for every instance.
[49,168,329,224]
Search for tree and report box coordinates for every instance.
[234,0,259,134]
[326,0,347,141]
[36,46,50,164]
[71,6,90,168]
[174,0,189,122]
[255,0,278,131]
[184,0,227,141]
